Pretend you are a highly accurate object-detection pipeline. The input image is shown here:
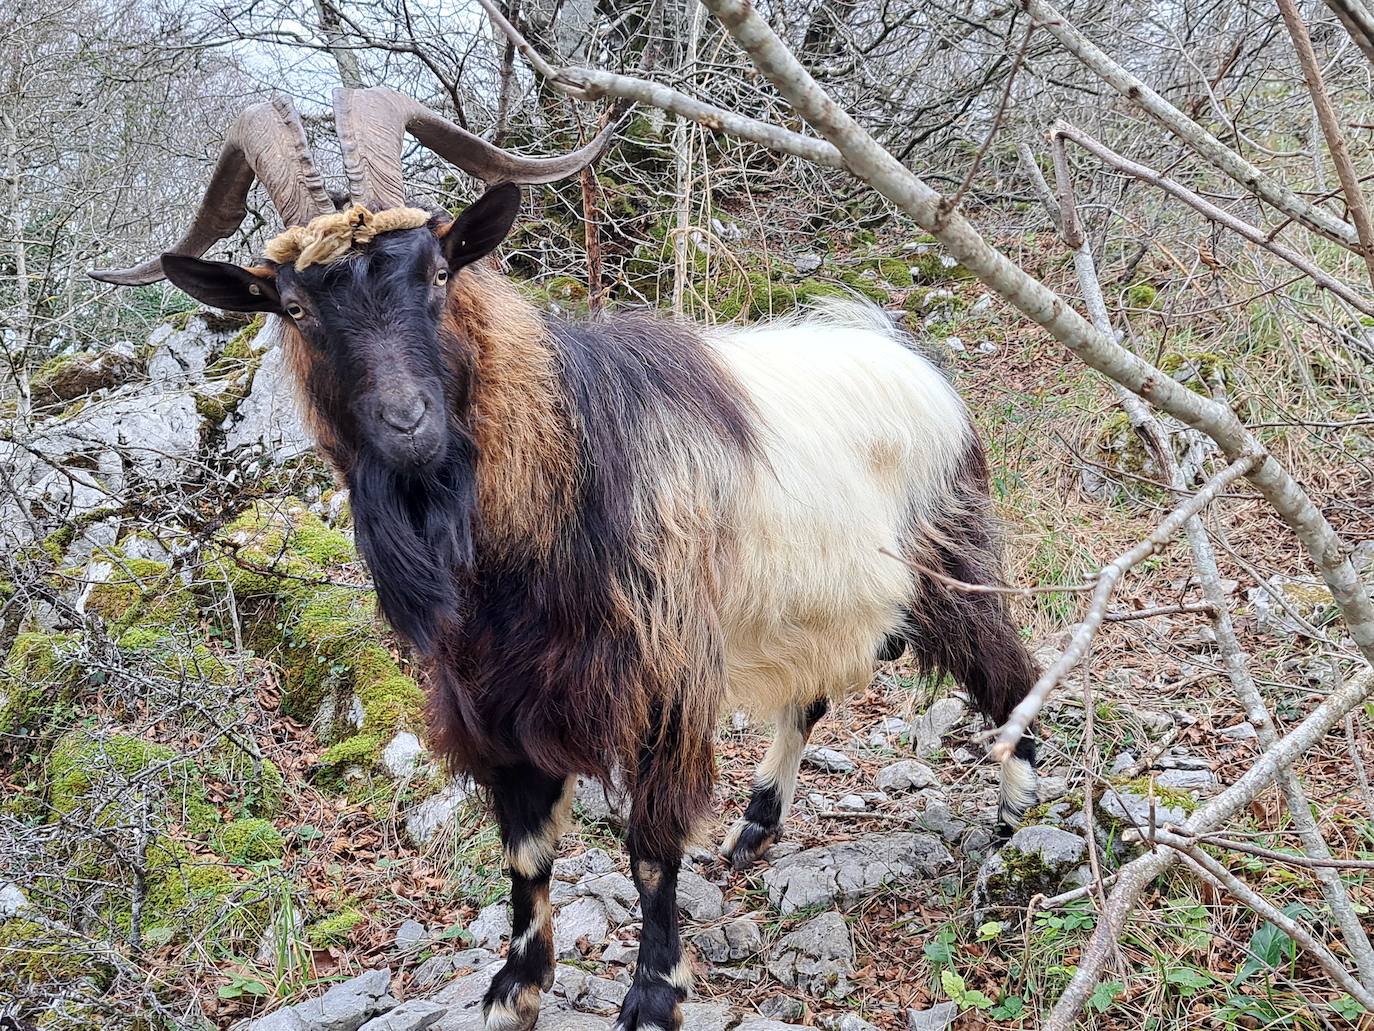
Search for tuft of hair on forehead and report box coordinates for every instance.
[264,205,431,271]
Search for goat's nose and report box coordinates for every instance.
[380,393,428,433]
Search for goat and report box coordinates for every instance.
[93,88,1041,1031]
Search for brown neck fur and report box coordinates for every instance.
[448,265,577,556]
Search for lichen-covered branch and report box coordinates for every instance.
[1021,0,1361,251]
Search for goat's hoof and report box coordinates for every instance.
[614,981,683,1031]
[482,974,543,1031]
[721,818,778,870]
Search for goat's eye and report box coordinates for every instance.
[433,269,449,287]
[285,303,305,319]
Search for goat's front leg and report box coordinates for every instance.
[617,840,691,1031]
[483,766,573,1031]
[617,728,711,1031]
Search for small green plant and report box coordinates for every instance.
[218,972,270,1000]
[941,968,995,1011]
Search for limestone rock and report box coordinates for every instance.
[554,897,610,958]
[1099,787,1190,831]
[467,904,511,951]
[692,916,763,963]
[405,779,473,845]
[802,746,856,773]
[767,911,854,995]
[223,334,314,462]
[574,773,629,827]
[875,760,939,794]
[1249,575,1333,637]
[0,882,29,920]
[237,967,395,1031]
[680,1002,733,1031]
[381,732,426,779]
[394,919,426,950]
[410,949,497,990]
[975,825,1088,910]
[357,1001,447,1031]
[677,868,725,921]
[906,1001,957,1031]
[913,698,966,756]
[764,832,951,914]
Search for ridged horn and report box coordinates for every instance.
[90,97,334,286]
[333,86,616,208]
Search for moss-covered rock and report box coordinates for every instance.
[83,556,197,635]
[213,502,423,778]
[0,631,82,761]
[214,817,285,863]
[308,907,365,947]
[0,918,111,990]
[30,349,141,408]
[47,729,218,834]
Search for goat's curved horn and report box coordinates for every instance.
[90,97,334,286]
[333,86,616,209]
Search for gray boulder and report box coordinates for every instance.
[691,916,763,962]
[677,868,725,921]
[767,911,854,996]
[906,1001,957,1031]
[223,333,314,462]
[763,832,951,914]
[875,760,939,794]
[356,1001,447,1031]
[1099,787,1190,831]
[237,968,395,1031]
[554,897,610,958]
[975,825,1088,910]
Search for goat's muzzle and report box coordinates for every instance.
[367,380,447,471]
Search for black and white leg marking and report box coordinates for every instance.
[998,734,1038,830]
[483,767,573,1031]
[615,852,690,1031]
[721,698,827,869]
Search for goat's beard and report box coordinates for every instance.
[347,423,477,654]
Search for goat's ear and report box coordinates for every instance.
[161,255,284,314]
[439,183,521,272]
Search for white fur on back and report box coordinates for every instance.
[709,300,973,713]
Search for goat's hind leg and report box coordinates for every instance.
[483,765,573,1031]
[720,697,828,869]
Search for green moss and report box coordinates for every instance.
[308,907,365,947]
[1,631,81,746]
[1160,349,1229,394]
[0,919,110,988]
[136,836,235,938]
[1126,282,1158,308]
[836,268,892,304]
[84,556,196,634]
[214,817,285,863]
[318,732,383,772]
[47,730,217,834]
[907,250,970,285]
[873,257,915,289]
[41,525,75,564]
[1110,776,1200,815]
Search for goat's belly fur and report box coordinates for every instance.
[708,302,974,714]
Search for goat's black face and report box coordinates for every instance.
[279,228,451,471]
[159,184,523,475]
